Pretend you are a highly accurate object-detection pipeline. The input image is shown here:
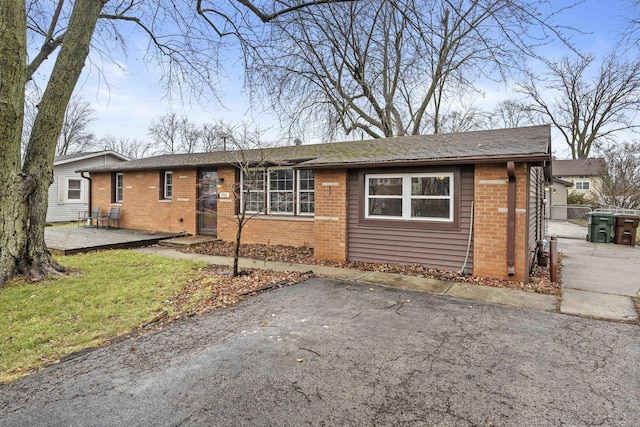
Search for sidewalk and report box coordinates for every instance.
[558,238,640,322]
[136,246,557,313]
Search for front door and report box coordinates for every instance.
[198,168,218,236]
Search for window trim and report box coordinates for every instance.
[364,172,454,222]
[113,172,124,203]
[162,170,173,199]
[240,167,315,216]
[575,180,590,191]
[297,169,315,216]
[65,177,84,203]
[241,168,266,214]
[267,167,295,215]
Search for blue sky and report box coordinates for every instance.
[68,0,634,153]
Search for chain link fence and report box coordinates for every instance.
[546,204,640,240]
[547,204,592,224]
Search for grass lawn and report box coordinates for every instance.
[0,250,208,384]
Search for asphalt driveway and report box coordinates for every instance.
[1,279,639,426]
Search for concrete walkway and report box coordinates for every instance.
[137,246,558,313]
[558,238,640,321]
[138,240,640,323]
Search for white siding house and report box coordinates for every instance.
[47,151,129,222]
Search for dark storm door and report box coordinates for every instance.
[198,168,218,236]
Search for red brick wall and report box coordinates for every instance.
[215,166,317,248]
[313,170,348,262]
[91,169,198,234]
[213,167,348,261]
[473,163,529,281]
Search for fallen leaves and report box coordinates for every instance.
[165,265,314,319]
[185,243,561,295]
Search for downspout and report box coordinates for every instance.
[81,171,92,213]
[507,162,516,277]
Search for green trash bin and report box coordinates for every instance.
[587,212,615,243]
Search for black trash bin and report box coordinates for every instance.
[587,212,615,243]
[613,214,640,246]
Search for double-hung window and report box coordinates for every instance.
[365,172,453,222]
[242,169,266,213]
[269,169,294,214]
[163,171,173,199]
[66,178,83,202]
[298,170,315,215]
[241,168,314,215]
[114,172,124,203]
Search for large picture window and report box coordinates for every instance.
[365,172,453,221]
[241,168,314,215]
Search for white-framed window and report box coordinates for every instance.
[242,169,266,213]
[269,168,294,214]
[114,172,124,203]
[298,169,315,215]
[58,176,85,204]
[163,171,173,199]
[241,168,314,215]
[575,181,590,191]
[365,172,453,221]
[67,178,83,202]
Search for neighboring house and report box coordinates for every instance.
[552,158,605,202]
[83,125,551,282]
[546,178,573,220]
[48,151,129,223]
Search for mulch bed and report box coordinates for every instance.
[183,242,561,295]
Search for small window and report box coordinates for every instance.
[114,172,124,203]
[575,181,590,191]
[163,171,173,199]
[67,178,82,201]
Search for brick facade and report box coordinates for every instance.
[91,169,198,234]
[91,163,537,280]
[313,170,348,262]
[473,163,529,282]
[214,167,348,262]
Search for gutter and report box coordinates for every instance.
[301,153,551,170]
[506,161,516,277]
[81,171,92,212]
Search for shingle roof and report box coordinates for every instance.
[55,150,129,166]
[83,125,551,173]
[552,158,605,177]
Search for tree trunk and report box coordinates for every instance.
[0,0,28,287]
[0,0,104,286]
[233,223,243,278]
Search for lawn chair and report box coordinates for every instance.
[98,207,120,229]
[78,206,100,228]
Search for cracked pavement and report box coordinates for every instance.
[1,278,639,426]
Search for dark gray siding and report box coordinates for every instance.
[347,166,474,273]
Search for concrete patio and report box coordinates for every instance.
[44,225,185,255]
